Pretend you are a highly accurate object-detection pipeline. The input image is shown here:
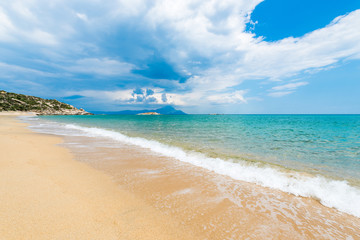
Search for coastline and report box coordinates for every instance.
[29,116,360,239]
[1,115,360,239]
[63,133,360,239]
[0,115,192,240]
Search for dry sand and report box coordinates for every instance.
[0,115,192,240]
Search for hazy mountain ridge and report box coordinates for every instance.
[0,90,92,115]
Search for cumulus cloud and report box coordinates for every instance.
[67,88,187,106]
[1,0,360,109]
[146,88,154,96]
[129,88,173,104]
[161,93,167,102]
[173,9,360,97]
[240,10,360,80]
[141,1,360,102]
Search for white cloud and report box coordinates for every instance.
[140,2,360,100]
[0,62,55,77]
[207,90,248,104]
[267,81,308,98]
[1,0,360,107]
[0,7,16,42]
[126,88,186,105]
[76,13,88,22]
[10,1,36,21]
[0,4,58,46]
[66,87,188,106]
[28,29,57,45]
[268,91,294,97]
[271,82,308,91]
[145,0,262,60]
[65,58,135,76]
[240,10,360,80]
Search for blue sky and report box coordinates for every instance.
[0,0,359,113]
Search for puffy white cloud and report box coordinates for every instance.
[67,87,186,105]
[182,9,360,95]
[240,10,360,80]
[1,0,360,108]
[142,2,360,101]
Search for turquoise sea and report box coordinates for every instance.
[24,114,360,217]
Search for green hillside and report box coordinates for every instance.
[0,90,91,115]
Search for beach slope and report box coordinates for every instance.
[0,115,190,240]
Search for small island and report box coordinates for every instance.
[137,112,161,115]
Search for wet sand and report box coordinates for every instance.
[0,115,193,240]
[63,134,360,240]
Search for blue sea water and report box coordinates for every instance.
[39,114,360,180]
[24,114,360,217]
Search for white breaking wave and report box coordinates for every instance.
[61,124,360,218]
[24,116,360,219]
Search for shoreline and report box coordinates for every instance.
[0,115,193,239]
[0,111,37,116]
[2,115,360,239]
[31,117,360,239]
[33,115,360,218]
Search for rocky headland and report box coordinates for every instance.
[0,90,92,115]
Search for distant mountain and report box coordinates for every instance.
[94,106,186,115]
[0,90,92,115]
[156,106,186,115]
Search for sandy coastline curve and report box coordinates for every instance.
[0,115,193,240]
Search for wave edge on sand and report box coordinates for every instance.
[29,119,360,219]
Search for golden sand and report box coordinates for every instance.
[1,114,360,239]
[0,115,193,240]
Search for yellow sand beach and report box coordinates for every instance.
[0,115,192,240]
[1,114,360,239]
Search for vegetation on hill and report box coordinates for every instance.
[0,90,91,115]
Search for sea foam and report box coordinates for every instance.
[56,123,360,218]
